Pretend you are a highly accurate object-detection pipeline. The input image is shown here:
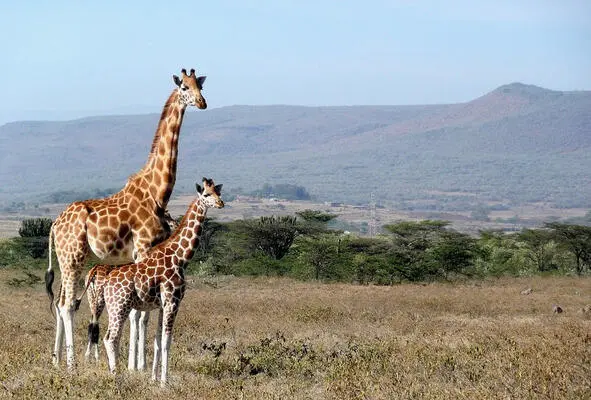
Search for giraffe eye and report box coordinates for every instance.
[181,85,188,91]
[204,193,211,197]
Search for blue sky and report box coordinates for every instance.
[0,0,589,124]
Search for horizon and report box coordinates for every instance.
[1,1,590,125]
[0,81,584,125]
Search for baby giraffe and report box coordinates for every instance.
[96,177,223,385]
[84,211,180,364]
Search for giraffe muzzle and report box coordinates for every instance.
[196,98,207,110]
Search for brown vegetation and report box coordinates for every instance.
[0,270,589,399]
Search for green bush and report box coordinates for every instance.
[17,218,53,259]
[19,218,52,238]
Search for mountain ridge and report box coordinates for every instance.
[1,83,590,210]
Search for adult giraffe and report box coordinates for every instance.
[45,68,207,370]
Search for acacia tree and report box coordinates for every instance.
[477,230,522,276]
[546,223,591,275]
[427,231,479,279]
[300,235,338,280]
[246,216,300,260]
[196,218,226,259]
[518,228,556,272]
[346,237,391,284]
[383,220,449,281]
[296,210,338,224]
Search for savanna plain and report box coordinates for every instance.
[0,270,589,400]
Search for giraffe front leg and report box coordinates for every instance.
[151,309,163,381]
[128,309,140,370]
[137,310,150,371]
[160,330,173,387]
[160,304,179,387]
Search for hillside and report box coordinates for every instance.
[1,83,590,211]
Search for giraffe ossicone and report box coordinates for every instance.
[85,178,223,386]
[45,68,208,370]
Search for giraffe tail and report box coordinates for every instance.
[84,265,101,346]
[76,265,100,312]
[45,225,55,317]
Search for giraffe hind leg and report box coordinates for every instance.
[86,322,100,362]
[52,305,64,366]
[103,327,118,374]
[51,202,90,370]
[51,282,64,366]
[54,255,88,369]
[104,313,128,374]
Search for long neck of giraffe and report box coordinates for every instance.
[141,90,186,208]
[165,197,208,266]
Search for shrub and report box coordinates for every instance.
[18,218,52,238]
[17,218,53,259]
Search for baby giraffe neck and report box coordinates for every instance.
[167,198,207,265]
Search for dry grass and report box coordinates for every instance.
[0,270,589,399]
[0,220,20,239]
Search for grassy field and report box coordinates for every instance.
[0,270,589,399]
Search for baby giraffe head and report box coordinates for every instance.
[196,177,224,209]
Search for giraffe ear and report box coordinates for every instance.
[214,184,223,194]
[195,183,203,194]
[197,76,206,87]
[173,75,182,87]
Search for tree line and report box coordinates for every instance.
[3,213,590,283]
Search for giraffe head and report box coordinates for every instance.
[196,177,224,209]
[172,68,207,109]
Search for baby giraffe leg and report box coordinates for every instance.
[137,310,150,370]
[103,326,122,374]
[85,269,105,363]
[104,303,130,374]
[159,304,180,387]
[128,309,140,370]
